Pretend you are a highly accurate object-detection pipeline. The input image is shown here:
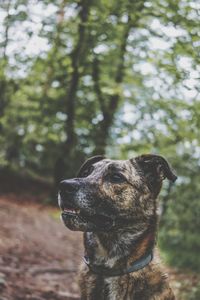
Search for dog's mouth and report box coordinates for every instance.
[61,206,114,231]
[62,207,81,215]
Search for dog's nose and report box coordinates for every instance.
[59,180,79,194]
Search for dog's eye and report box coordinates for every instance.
[110,173,126,183]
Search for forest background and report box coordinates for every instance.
[0,0,200,299]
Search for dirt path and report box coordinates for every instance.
[0,195,199,300]
[0,196,83,300]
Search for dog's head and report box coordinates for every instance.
[58,154,177,232]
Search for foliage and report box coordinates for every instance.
[0,0,199,271]
[159,166,200,271]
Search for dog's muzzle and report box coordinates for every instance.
[58,180,115,231]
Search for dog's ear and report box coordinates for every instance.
[77,155,105,177]
[135,154,177,196]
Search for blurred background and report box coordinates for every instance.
[0,0,200,299]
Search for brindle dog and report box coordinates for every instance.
[58,154,177,300]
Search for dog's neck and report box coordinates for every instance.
[84,218,157,270]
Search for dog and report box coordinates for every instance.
[58,154,177,299]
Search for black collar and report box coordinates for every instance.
[83,251,153,277]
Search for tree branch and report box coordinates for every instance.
[2,0,11,61]
[92,56,107,116]
[65,0,92,151]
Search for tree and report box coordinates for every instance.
[0,0,199,269]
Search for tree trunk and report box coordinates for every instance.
[54,0,92,187]
[0,0,11,118]
[92,16,132,155]
[92,0,146,155]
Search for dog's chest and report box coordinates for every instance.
[103,277,131,300]
[104,278,119,299]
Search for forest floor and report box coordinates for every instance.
[0,195,199,300]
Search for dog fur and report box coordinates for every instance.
[59,154,177,300]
